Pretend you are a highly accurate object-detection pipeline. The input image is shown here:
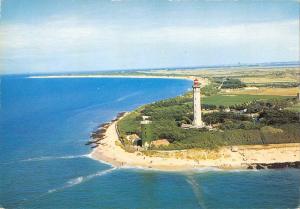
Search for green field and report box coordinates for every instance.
[202,94,289,106]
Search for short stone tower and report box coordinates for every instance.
[192,78,204,127]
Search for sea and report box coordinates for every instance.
[0,75,299,209]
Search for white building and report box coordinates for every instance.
[192,79,204,127]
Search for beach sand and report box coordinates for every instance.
[90,118,300,171]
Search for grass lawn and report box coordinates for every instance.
[202,94,289,106]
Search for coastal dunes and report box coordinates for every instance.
[90,115,300,171]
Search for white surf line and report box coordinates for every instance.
[20,154,89,162]
[186,175,207,209]
[13,167,117,206]
[47,167,117,194]
[193,167,222,172]
[85,153,115,167]
[0,155,88,165]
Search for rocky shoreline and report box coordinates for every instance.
[85,112,127,149]
[247,161,300,170]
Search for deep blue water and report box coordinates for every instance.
[0,76,299,209]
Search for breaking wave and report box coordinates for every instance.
[0,154,89,165]
[48,167,116,194]
[192,167,222,173]
[21,154,89,162]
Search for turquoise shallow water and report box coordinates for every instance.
[0,76,299,209]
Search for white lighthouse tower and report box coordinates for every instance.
[192,78,204,127]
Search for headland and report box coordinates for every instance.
[90,113,300,171]
[87,66,300,171]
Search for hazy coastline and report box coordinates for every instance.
[28,74,195,81]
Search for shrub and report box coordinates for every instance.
[261,124,300,144]
[118,112,141,135]
[222,129,262,145]
[201,84,220,96]
[259,110,300,125]
[220,78,246,89]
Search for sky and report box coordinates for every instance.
[0,0,299,74]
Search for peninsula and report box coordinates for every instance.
[89,66,300,171]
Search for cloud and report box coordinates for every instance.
[139,20,298,46]
[0,18,298,71]
[0,22,100,52]
[1,19,298,51]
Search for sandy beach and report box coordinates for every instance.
[90,117,300,171]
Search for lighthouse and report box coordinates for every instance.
[192,78,204,127]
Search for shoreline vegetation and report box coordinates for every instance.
[90,114,300,171]
[33,66,299,171]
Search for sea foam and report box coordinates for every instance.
[47,167,116,194]
[21,154,89,162]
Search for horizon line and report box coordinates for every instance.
[1,60,300,76]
